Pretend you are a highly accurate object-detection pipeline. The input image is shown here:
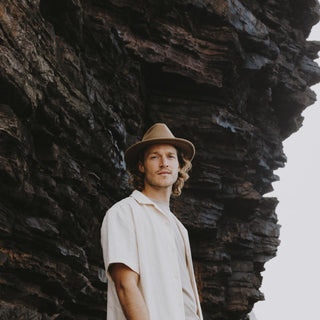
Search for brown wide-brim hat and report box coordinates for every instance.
[125,123,195,169]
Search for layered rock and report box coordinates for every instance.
[0,0,319,319]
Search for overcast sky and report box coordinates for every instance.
[251,19,320,320]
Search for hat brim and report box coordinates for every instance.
[124,138,195,170]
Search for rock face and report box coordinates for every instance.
[0,0,319,319]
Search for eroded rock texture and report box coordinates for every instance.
[0,0,319,319]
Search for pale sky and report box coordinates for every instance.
[251,20,320,320]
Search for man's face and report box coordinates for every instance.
[138,144,180,191]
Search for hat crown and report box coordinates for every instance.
[142,123,175,141]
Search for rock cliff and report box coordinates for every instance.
[0,0,319,319]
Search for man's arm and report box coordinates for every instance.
[109,263,150,320]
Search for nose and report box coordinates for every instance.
[160,156,168,167]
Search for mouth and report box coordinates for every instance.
[158,171,171,175]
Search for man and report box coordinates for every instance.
[101,123,203,320]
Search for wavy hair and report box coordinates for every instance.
[128,146,192,197]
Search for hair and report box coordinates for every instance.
[128,146,192,197]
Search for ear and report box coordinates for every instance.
[138,161,145,173]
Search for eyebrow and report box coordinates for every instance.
[147,151,177,155]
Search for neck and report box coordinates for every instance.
[141,186,171,204]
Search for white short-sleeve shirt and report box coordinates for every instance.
[100,190,203,320]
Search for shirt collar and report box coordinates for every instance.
[131,190,188,237]
[130,190,170,217]
[130,190,155,205]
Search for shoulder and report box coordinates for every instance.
[102,193,141,223]
[101,196,136,234]
[104,196,134,219]
[108,195,134,212]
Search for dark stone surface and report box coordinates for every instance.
[0,0,319,319]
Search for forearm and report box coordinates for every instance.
[116,283,150,320]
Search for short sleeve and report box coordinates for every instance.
[100,203,140,281]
